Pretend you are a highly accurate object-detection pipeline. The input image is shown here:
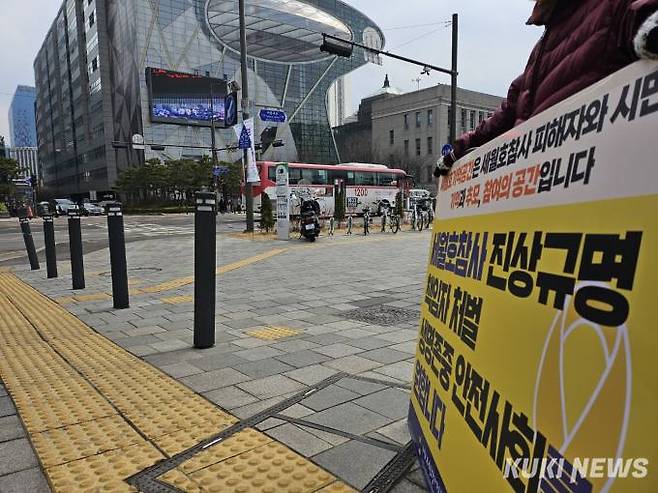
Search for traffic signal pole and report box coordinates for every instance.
[450,14,459,144]
[239,0,254,232]
[322,13,459,143]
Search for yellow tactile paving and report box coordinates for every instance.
[152,421,228,456]
[30,414,144,467]
[179,428,272,474]
[247,326,301,341]
[47,441,165,493]
[0,272,356,492]
[162,294,194,304]
[73,292,112,302]
[159,468,203,492]
[188,441,336,493]
[12,389,117,433]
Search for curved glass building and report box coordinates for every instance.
[34,0,384,196]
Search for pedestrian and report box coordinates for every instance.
[346,214,353,235]
[329,216,335,236]
[435,0,658,176]
[227,198,233,213]
[219,197,226,214]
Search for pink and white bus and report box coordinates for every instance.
[251,162,412,217]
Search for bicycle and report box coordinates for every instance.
[387,207,400,234]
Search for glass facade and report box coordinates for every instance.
[8,86,38,148]
[35,0,383,195]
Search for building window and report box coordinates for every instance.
[415,112,421,128]
[404,139,409,156]
[404,114,409,130]
[479,111,485,123]
[427,136,433,155]
[427,109,433,127]
[461,108,467,132]
[389,129,394,146]
[415,138,421,156]
[470,110,476,130]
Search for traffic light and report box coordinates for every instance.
[320,35,353,58]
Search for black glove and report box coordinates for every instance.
[433,151,456,177]
[635,11,658,59]
[648,25,658,54]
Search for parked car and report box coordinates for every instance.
[81,202,104,216]
[52,199,80,216]
[36,201,52,216]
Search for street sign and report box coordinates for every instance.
[224,92,238,127]
[238,124,252,150]
[259,109,287,123]
[212,166,229,177]
[132,134,145,150]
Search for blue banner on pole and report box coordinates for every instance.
[238,124,252,150]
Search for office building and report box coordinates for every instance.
[9,147,40,180]
[8,86,38,148]
[34,0,384,197]
[327,77,351,128]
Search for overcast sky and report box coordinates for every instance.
[0,0,542,143]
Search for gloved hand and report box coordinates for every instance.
[635,11,658,59]
[433,151,456,177]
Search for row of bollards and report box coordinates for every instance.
[18,203,129,309]
[18,194,215,349]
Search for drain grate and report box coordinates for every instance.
[341,305,419,326]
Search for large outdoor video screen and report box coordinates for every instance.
[146,68,227,126]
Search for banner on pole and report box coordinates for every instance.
[410,61,658,493]
[234,118,259,183]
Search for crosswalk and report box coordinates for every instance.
[97,223,193,237]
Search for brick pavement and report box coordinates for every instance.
[0,229,432,492]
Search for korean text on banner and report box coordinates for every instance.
[409,60,658,493]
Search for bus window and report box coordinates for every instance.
[267,166,276,182]
[289,168,302,184]
[329,168,348,182]
[346,171,356,185]
[378,172,398,186]
[300,168,328,185]
[355,172,375,186]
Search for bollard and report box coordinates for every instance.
[68,210,85,290]
[19,217,40,270]
[194,191,217,349]
[106,202,129,309]
[43,215,58,278]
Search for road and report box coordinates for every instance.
[0,213,250,265]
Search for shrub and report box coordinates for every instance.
[260,192,275,232]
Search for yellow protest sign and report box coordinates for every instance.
[409,61,658,493]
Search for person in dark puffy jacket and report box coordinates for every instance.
[435,0,658,176]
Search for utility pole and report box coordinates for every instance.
[450,13,458,144]
[239,0,254,232]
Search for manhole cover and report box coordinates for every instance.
[342,305,418,326]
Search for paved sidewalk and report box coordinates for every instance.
[1,230,431,492]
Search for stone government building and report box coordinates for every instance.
[335,76,503,190]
